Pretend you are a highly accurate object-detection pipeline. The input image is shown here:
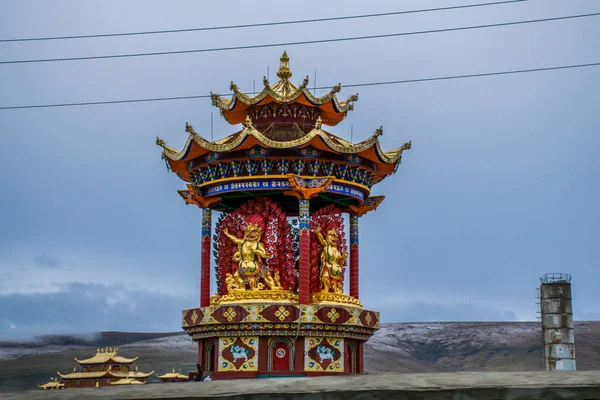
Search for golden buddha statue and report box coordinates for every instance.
[315,225,347,294]
[223,215,282,291]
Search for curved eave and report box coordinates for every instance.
[212,85,356,126]
[109,370,154,379]
[74,355,138,364]
[158,373,189,379]
[158,127,410,182]
[58,371,108,379]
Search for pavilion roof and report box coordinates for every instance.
[157,124,411,183]
[110,378,145,385]
[74,348,138,365]
[210,51,357,126]
[57,369,154,380]
[158,368,189,380]
[38,378,64,390]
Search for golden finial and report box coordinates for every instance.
[156,137,166,148]
[135,366,139,371]
[315,116,322,130]
[332,83,341,93]
[210,92,219,106]
[73,367,76,372]
[96,348,100,354]
[229,81,238,92]
[263,76,270,87]
[172,368,175,373]
[347,93,359,103]
[105,346,109,352]
[276,51,292,81]
[401,141,412,151]
[374,126,383,137]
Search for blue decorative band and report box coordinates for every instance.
[202,209,212,237]
[350,215,359,244]
[299,199,310,230]
[200,178,366,202]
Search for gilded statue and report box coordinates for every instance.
[223,215,282,291]
[315,226,347,294]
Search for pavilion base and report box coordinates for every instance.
[182,301,378,379]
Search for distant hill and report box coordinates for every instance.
[1,321,598,393]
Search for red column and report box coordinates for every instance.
[197,340,203,367]
[200,209,212,307]
[349,214,359,299]
[299,199,310,304]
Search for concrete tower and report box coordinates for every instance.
[539,273,576,371]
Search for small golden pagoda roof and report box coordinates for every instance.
[74,347,138,365]
[38,377,64,390]
[157,368,189,380]
[210,51,357,126]
[57,369,154,380]
[110,378,145,385]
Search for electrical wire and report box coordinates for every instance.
[1,61,598,110]
[0,1,526,43]
[1,12,597,65]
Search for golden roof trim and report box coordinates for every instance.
[158,124,410,165]
[57,370,154,379]
[158,368,189,379]
[57,371,108,379]
[110,370,154,379]
[74,354,139,364]
[110,378,146,385]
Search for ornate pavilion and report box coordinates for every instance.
[56,347,153,388]
[157,52,411,379]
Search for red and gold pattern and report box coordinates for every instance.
[218,337,258,372]
[305,337,344,372]
[182,303,379,329]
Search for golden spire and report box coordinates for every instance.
[276,51,292,81]
[272,51,297,97]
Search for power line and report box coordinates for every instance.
[0,1,526,43]
[2,61,598,110]
[1,12,597,65]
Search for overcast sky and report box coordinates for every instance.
[0,0,598,340]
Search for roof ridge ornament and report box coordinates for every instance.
[374,126,383,137]
[156,137,166,148]
[299,75,309,89]
[276,51,292,81]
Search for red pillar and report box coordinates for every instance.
[299,199,310,304]
[197,340,203,367]
[349,214,359,299]
[200,209,212,307]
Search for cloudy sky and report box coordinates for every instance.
[1,0,598,340]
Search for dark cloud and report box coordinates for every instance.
[33,254,60,269]
[0,283,194,340]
